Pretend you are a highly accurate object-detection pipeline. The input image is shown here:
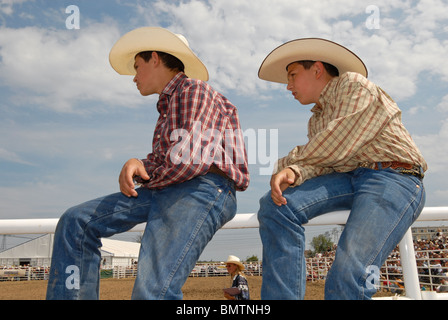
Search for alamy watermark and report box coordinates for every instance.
[65,4,381,31]
[169,121,278,175]
[65,5,80,30]
[65,265,80,290]
[365,5,381,30]
[365,265,380,290]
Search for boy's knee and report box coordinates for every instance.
[56,206,85,233]
[257,191,275,223]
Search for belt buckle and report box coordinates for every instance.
[359,162,372,168]
[394,165,424,180]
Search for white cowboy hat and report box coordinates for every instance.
[258,38,368,84]
[226,255,245,271]
[109,27,209,81]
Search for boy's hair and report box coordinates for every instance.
[293,60,339,77]
[136,51,185,73]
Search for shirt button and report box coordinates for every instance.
[218,189,222,193]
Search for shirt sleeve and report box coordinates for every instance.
[235,275,250,300]
[279,74,394,187]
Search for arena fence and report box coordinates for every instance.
[0,206,447,300]
[2,249,446,298]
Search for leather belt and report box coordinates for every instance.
[359,161,424,180]
[208,165,232,181]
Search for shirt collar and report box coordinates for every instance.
[161,72,187,96]
[314,76,339,113]
[157,72,187,114]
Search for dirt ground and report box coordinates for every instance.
[0,276,395,300]
[0,276,328,300]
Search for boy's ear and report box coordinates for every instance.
[151,51,162,67]
[152,51,158,62]
[313,61,325,79]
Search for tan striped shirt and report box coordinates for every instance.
[276,72,427,187]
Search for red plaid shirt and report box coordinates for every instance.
[140,73,249,191]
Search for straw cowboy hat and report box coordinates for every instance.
[258,38,368,84]
[109,27,209,81]
[226,255,245,271]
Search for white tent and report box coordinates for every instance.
[100,238,141,267]
[0,234,140,267]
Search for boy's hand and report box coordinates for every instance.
[270,168,296,206]
[119,158,150,197]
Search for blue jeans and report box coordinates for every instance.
[46,173,236,300]
[258,167,425,300]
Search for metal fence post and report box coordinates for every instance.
[398,229,421,300]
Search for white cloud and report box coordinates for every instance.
[0,0,31,15]
[437,95,448,112]
[0,22,146,113]
[130,0,448,103]
[0,147,34,165]
[414,119,448,173]
[135,0,371,95]
[1,0,447,113]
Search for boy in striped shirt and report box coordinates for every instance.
[257,38,426,300]
[46,27,249,300]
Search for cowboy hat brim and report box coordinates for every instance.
[226,255,245,271]
[228,262,245,271]
[109,27,209,81]
[258,38,368,84]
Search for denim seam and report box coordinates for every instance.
[283,191,353,298]
[295,222,304,299]
[290,192,354,223]
[158,185,227,299]
[356,178,423,299]
[78,201,153,299]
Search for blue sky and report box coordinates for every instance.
[1,0,448,260]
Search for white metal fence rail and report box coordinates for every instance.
[1,207,447,234]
